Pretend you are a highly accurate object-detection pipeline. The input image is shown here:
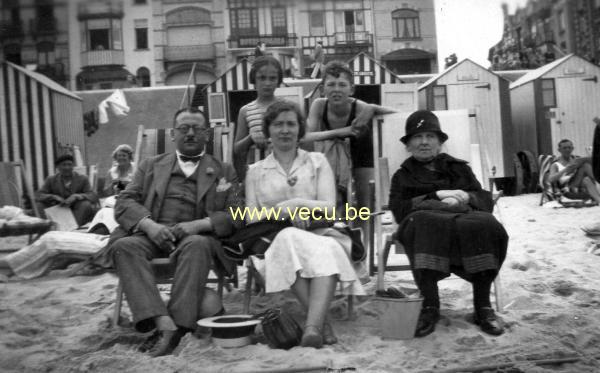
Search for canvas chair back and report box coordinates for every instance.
[538,154,558,205]
[134,125,233,164]
[0,160,40,217]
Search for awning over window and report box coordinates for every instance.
[381,48,436,61]
[76,66,134,85]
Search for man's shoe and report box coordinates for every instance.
[414,306,440,337]
[148,328,188,357]
[473,307,504,336]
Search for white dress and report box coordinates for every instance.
[245,149,365,295]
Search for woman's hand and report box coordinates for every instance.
[441,197,460,206]
[250,132,267,149]
[437,190,470,204]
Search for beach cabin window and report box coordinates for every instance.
[208,93,227,124]
[309,12,325,36]
[392,9,421,40]
[541,79,556,107]
[432,86,447,110]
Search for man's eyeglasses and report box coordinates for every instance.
[175,125,209,135]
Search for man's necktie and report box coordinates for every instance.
[179,154,203,163]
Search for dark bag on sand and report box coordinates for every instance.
[259,308,303,350]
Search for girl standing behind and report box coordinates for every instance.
[233,56,283,179]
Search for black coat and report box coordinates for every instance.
[389,153,507,278]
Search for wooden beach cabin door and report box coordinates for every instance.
[274,86,305,113]
[380,83,418,111]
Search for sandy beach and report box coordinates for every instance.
[1,193,600,373]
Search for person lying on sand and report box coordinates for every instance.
[109,107,242,357]
[549,138,600,204]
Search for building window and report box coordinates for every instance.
[229,0,258,36]
[37,41,55,66]
[81,19,123,51]
[392,8,420,39]
[271,7,287,35]
[309,11,325,35]
[432,86,447,110]
[135,19,148,49]
[134,0,146,4]
[541,79,556,107]
[136,67,150,87]
[558,10,566,32]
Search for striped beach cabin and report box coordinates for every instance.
[304,52,419,112]
[0,62,84,189]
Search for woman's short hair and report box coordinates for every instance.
[262,100,306,140]
[321,61,354,84]
[112,144,134,161]
[249,56,283,85]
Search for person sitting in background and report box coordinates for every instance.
[103,144,135,197]
[389,110,508,338]
[549,139,600,203]
[245,100,365,348]
[36,154,98,227]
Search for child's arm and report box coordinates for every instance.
[302,98,358,143]
[233,105,254,156]
[351,100,397,137]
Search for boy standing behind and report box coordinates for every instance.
[304,61,395,221]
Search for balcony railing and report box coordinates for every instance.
[302,32,373,49]
[81,50,125,67]
[164,45,215,61]
[228,33,297,49]
[78,1,124,20]
[0,20,25,40]
[30,17,57,38]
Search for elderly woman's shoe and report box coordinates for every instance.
[322,322,338,345]
[300,325,323,348]
[474,307,504,336]
[414,306,440,337]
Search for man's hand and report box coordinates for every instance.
[436,190,470,204]
[53,195,65,204]
[336,126,362,139]
[170,221,201,241]
[140,218,177,253]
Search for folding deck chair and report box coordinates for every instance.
[369,112,504,311]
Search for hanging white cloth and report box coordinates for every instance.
[98,89,130,124]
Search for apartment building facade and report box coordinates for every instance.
[489,0,600,70]
[0,0,70,86]
[2,0,438,89]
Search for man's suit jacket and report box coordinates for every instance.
[111,152,243,274]
[36,172,98,205]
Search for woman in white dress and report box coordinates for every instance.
[245,100,365,348]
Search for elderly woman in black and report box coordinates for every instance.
[389,110,508,338]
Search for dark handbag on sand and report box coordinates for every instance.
[259,308,303,350]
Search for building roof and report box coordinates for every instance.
[418,58,508,90]
[509,54,574,89]
[6,62,81,101]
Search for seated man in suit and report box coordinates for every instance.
[36,154,98,227]
[111,107,242,357]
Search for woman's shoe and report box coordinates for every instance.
[414,306,440,337]
[322,322,338,345]
[300,325,323,348]
[473,307,504,336]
